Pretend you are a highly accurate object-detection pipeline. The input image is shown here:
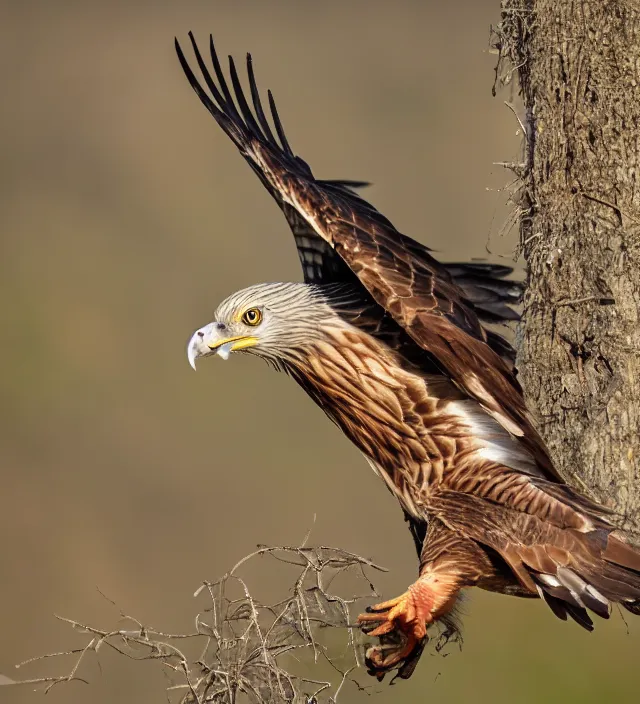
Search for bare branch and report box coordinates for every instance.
[10,544,388,703]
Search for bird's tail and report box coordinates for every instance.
[523,480,640,625]
[437,490,640,631]
[521,529,640,631]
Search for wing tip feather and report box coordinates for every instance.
[176,32,301,165]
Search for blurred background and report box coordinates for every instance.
[1,1,638,702]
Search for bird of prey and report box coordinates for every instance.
[177,33,640,680]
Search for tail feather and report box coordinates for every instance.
[564,602,595,631]
[580,564,640,603]
[555,566,611,619]
[436,488,640,630]
[535,580,596,630]
[508,528,640,628]
[537,586,569,621]
[531,536,640,628]
[622,599,640,616]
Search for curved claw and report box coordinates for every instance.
[365,635,427,682]
[358,588,432,679]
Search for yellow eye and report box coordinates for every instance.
[241,308,263,326]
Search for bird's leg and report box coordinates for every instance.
[358,570,462,680]
[359,517,492,680]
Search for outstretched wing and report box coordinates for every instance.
[281,179,369,284]
[175,34,557,480]
[175,34,356,285]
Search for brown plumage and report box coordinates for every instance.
[177,33,640,680]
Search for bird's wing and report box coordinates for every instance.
[175,34,555,479]
[280,180,370,284]
[175,34,358,285]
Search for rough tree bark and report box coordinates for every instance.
[498,0,640,542]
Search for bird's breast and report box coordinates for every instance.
[291,327,479,517]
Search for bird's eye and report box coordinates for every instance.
[242,308,263,326]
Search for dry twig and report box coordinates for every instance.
[10,544,387,703]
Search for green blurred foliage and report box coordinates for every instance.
[0,1,637,703]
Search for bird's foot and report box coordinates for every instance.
[358,581,434,681]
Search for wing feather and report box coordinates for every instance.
[246,54,277,143]
[175,35,552,476]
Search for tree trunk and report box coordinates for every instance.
[498,0,640,542]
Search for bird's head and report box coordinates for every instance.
[187,282,337,369]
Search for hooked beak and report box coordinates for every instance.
[187,323,258,370]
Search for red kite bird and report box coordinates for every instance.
[178,33,640,680]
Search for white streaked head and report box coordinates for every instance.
[187,282,340,369]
